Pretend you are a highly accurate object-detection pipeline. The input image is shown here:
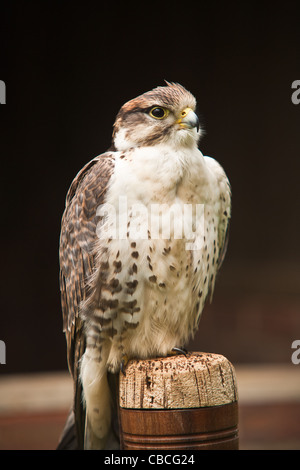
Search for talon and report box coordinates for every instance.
[120,354,129,376]
[170,347,189,357]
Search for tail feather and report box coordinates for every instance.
[56,409,78,450]
[57,372,120,450]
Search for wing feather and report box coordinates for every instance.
[59,152,115,448]
[202,156,231,303]
[203,156,231,267]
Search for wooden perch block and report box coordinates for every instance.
[118,352,239,450]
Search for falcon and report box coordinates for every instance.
[58,82,231,450]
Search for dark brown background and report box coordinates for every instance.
[1,1,300,374]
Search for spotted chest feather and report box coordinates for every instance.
[81,147,228,371]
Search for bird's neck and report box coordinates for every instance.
[107,145,207,207]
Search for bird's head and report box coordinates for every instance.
[112,82,201,151]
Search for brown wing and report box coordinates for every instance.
[59,152,115,448]
[217,179,231,271]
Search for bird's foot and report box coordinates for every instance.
[120,354,129,376]
[169,347,189,357]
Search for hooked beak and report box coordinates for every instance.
[176,107,200,132]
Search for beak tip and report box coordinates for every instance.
[181,110,200,131]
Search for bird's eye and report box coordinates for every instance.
[149,107,169,120]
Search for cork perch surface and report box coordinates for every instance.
[119,352,238,410]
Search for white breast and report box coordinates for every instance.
[94,144,228,364]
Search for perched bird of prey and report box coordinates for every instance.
[58,82,231,450]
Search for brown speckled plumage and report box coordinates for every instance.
[59,153,114,448]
